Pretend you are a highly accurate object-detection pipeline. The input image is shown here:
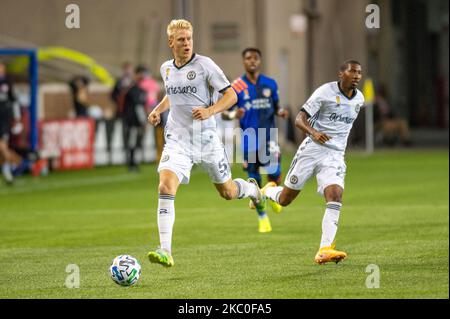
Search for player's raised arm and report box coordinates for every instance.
[295,110,331,144]
[148,95,170,126]
[192,87,237,120]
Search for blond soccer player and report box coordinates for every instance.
[147,19,265,267]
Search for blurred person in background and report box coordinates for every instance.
[109,62,134,164]
[122,65,148,172]
[7,94,37,178]
[0,61,22,184]
[111,62,134,118]
[69,75,90,118]
[374,84,412,146]
[136,64,164,161]
[136,64,160,114]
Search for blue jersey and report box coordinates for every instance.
[232,74,279,152]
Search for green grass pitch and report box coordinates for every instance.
[0,149,448,298]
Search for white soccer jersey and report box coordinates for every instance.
[160,53,231,135]
[302,81,365,152]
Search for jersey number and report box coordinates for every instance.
[218,158,228,176]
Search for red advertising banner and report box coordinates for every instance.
[39,118,95,170]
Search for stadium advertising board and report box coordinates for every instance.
[39,118,95,170]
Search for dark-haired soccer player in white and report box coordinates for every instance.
[263,60,365,264]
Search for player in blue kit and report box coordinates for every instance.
[225,48,288,233]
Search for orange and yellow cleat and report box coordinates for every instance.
[314,244,347,265]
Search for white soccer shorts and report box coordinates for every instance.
[158,131,231,185]
[284,137,347,195]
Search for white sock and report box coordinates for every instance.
[2,162,13,182]
[157,194,175,254]
[320,202,342,248]
[233,178,258,200]
[2,162,11,173]
[265,186,283,203]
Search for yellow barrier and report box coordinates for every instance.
[8,47,114,87]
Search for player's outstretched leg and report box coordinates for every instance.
[247,170,262,210]
[263,183,284,213]
[263,183,300,210]
[216,178,268,232]
[314,201,347,265]
[262,182,283,214]
[245,178,266,211]
[266,162,282,213]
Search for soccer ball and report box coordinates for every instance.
[109,255,141,286]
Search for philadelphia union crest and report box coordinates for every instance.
[290,175,298,184]
[187,71,196,80]
[161,155,170,162]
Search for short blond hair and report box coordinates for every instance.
[167,19,193,39]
